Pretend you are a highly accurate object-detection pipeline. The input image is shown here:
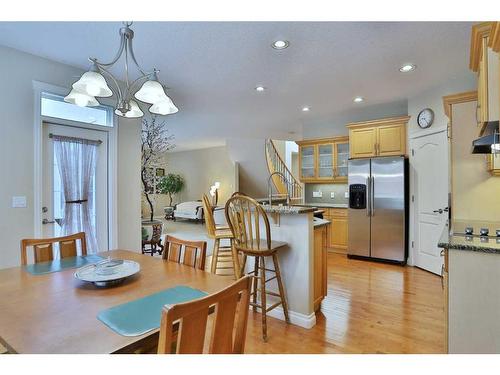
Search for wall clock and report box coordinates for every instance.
[417,108,435,129]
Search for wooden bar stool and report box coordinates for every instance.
[224,195,290,341]
[202,194,240,278]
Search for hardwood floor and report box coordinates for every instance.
[244,252,445,354]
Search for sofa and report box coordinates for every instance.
[172,201,204,222]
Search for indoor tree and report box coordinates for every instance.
[141,116,175,222]
[157,173,185,207]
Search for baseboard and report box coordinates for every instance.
[264,305,316,329]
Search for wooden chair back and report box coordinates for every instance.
[202,194,217,238]
[157,275,252,354]
[230,191,248,198]
[20,232,87,266]
[225,195,272,252]
[162,235,207,270]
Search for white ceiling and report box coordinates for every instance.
[0,22,474,151]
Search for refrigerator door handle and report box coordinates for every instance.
[366,176,371,216]
[371,175,375,216]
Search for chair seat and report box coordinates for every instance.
[234,239,287,256]
[214,228,234,239]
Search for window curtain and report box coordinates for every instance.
[53,135,99,254]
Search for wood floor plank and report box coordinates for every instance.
[244,253,445,354]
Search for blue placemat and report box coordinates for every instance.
[97,285,208,337]
[24,255,103,275]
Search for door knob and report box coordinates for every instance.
[42,218,55,224]
[433,209,444,214]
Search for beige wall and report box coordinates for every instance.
[142,146,238,217]
[451,101,500,222]
[0,45,141,269]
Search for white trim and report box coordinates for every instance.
[266,306,317,329]
[408,126,447,140]
[32,80,118,250]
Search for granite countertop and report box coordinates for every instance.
[295,202,349,209]
[313,217,331,228]
[438,220,500,254]
[260,204,316,215]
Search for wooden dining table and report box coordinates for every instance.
[0,250,233,354]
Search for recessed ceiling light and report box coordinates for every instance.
[302,106,310,112]
[353,97,364,103]
[255,86,266,92]
[272,40,289,50]
[399,64,416,73]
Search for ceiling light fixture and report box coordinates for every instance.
[65,21,178,118]
[353,97,364,103]
[399,64,416,73]
[272,40,289,50]
[255,86,266,92]
[302,106,310,112]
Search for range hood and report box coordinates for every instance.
[472,121,500,154]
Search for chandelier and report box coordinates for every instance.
[64,22,178,118]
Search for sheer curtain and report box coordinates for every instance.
[53,135,99,253]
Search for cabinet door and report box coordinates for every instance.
[328,216,348,250]
[313,225,327,311]
[478,36,489,129]
[317,144,334,179]
[377,124,406,156]
[334,142,349,182]
[349,127,377,158]
[300,145,316,180]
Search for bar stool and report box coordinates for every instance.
[224,195,290,341]
[202,194,240,278]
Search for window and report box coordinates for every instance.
[41,92,113,127]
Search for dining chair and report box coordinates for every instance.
[20,232,87,266]
[162,235,207,270]
[157,275,252,354]
[202,194,240,278]
[224,195,290,341]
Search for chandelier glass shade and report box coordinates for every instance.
[65,22,178,118]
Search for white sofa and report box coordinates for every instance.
[173,201,204,222]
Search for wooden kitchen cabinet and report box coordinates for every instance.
[470,22,500,136]
[347,116,409,159]
[297,136,349,183]
[323,208,348,253]
[313,224,328,311]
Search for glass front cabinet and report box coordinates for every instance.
[297,136,349,183]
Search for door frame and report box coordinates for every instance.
[32,80,118,249]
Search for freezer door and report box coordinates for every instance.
[347,159,371,257]
[370,157,406,261]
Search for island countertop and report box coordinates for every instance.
[438,220,500,254]
[260,204,316,215]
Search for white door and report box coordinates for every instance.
[42,122,109,252]
[411,130,449,275]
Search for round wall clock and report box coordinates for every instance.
[417,108,435,129]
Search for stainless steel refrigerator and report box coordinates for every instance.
[347,156,408,264]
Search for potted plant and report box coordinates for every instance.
[141,117,175,241]
[157,173,185,218]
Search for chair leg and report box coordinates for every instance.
[273,253,290,324]
[252,256,259,312]
[211,238,220,274]
[230,239,241,279]
[240,254,247,278]
[260,256,268,342]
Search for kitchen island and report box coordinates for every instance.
[215,204,329,328]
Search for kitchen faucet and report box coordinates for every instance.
[267,171,291,206]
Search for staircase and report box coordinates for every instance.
[265,139,303,202]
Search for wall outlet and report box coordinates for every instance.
[330,192,335,199]
[344,191,349,199]
[12,196,27,208]
[312,191,322,198]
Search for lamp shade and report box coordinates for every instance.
[134,79,166,104]
[72,71,112,98]
[149,95,179,115]
[64,89,99,107]
[114,100,144,118]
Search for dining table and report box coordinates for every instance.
[0,250,233,354]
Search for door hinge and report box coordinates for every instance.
[447,123,452,139]
[411,149,415,156]
[411,241,414,248]
[411,195,414,203]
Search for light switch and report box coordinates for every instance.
[12,196,27,208]
[312,191,322,198]
[330,192,335,199]
[344,192,349,198]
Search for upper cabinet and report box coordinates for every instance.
[470,22,500,136]
[347,116,410,159]
[296,136,349,183]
